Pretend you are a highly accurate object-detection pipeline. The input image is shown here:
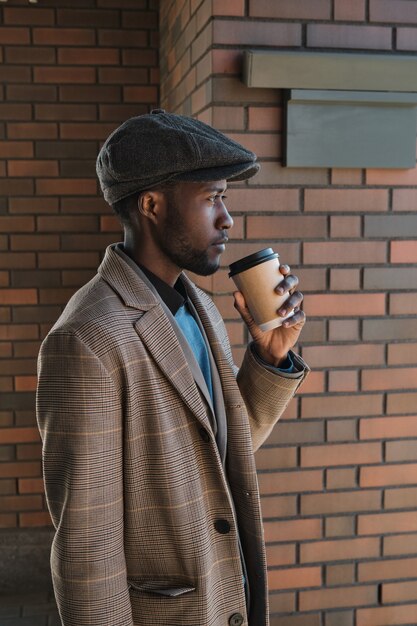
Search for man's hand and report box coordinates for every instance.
[233,264,306,367]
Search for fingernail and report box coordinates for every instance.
[277,287,284,294]
[280,309,287,316]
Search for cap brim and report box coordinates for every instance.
[173,161,260,183]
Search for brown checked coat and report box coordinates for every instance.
[36,244,308,626]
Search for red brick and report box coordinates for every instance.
[384,533,417,556]
[259,469,323,495]
[327,419,358,442]
[367,167,417,185]
[11,234,59,251]
[362,367,417,391]
[0,65,31,84]
[0,513,17,528]
[330,216,361,238]
[36,179,96,195]
[4,7,54,25]
[387,392,417,415]
[390,292,417,315]
[331,168,362,185]
[19,511,52,527]
[305,293,385,317]
[0,427,39,444]
[249,0,331,19]
[265,543,296,567]
[15,377,38,392]
[361,462,417,488]
[302,344,384,368]
[0,462,40,478]
[268,567,322,591]
[388,343,417,365]
[264,518,322,543]
[0,494,42,512]
[7,124,56,140]
[256,447,297,470]
[18,477,44,494]
[38,252,99,269]
[212,0,245,16]
[393,188,417,211]
[60,85,120,103]
[34,67,95,84]
[124,86,159,102]
[370,0,417,24]
[33,27,95,46]
[329,269,361,291]
[0,324,38,340]
[305,189,388,212]
[302,394,383,419]
[359,511,417,535]
[301,442,381,468]
[0,289,37,305]
[391,240,417,263]
[301,537,379,564]
[37,216,98,232]
[58,47,120,65]
[383,579,417,604]
[307,24,392,49]
[305,241,386,264]
[303,489,380,515]
[60,123,117,140]
[6,85,49,107]
[0,103,31,120]
[361,415,417,439]
[5,46,55,65]
[100,215,122,232]
[8,161,58,177]
[385,485,417,507]
[334,0,366,21]
[326,467,357,489]
[0,141,33,158]
[122,48,157,66]
[329,371,359,393]
[247,216,326,239]
[99,104,149,121]
[397,27,417,50]
[35,103,96,121]
[213,20,302,46]
[0,216,34,232]
[9,197,58,214]
[261,495,297,518]
[98,30,148,47]
[0,27,30,44]
[300,584,377,611]
[359,556,417,582]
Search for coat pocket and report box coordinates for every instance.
[128,579,196,598]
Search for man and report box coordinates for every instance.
[37,110,308,626]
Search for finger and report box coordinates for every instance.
[276,274,299,295]
[279,264,290,276]
[233,291,256,327]
[278,290,303,315]
[282,310,306,328]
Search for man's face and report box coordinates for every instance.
[156,180,233,276]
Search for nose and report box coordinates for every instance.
[217,203,234,231]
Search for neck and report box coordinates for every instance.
[123,231,181,287]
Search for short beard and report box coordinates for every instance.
[157,197,220,276]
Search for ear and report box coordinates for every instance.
[138,190,166,225]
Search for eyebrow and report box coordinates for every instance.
[203,184,228,193]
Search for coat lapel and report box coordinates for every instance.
[98,245,213,432]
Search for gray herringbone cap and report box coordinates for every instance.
[96,109,260,205]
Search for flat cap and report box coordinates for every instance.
[96,109,260,205]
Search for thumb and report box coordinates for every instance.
[233,291,258,333]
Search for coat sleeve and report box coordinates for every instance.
[36,330,133,626]
[236,343,309,452]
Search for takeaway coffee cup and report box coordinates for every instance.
[228,248,293,331]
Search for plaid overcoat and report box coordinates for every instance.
[37,245,308,626]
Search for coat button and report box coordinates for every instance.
[214,519,230,534]
[229,613,244,626]
[199,428,210,442]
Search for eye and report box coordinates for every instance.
[209,194,227,203]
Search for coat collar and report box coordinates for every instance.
[97,244,216,431]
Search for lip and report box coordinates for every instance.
[211,238,228,246]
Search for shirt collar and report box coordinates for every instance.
[116,244,187,315]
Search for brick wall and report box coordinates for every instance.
[0,0,158,528]
[160,1,417,625]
